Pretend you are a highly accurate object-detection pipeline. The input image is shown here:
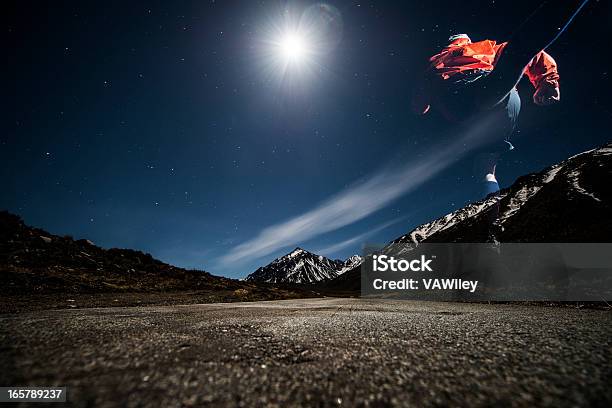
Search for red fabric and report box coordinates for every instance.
[429,37,508,80]
[413,37,560,115]
[524,50,560,90]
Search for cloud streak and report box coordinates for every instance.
[314,217,405,256]
[219,115,498,266]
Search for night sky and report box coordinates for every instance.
[4,1,611,278]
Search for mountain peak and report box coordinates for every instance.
[288,247,306,257]
[246,248,362,284]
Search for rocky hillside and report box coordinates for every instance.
[0,211,309,300]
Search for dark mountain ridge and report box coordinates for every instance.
[319,143,612,292]
[0,211,311,302]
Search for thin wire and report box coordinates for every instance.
[495,0,591,106]
[542,0,590,51]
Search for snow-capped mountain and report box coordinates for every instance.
[246,248,362,284]
[339,255,363,274]
[391,143,612,245]
[318,143,612,292]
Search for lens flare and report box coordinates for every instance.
[279,33,309,63]
[254,3,343,94]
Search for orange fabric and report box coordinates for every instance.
[413,38,560,115]
[524,51,560,90]
[429,38,508,80]
[429,37,559,89]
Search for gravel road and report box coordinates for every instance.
[1,298,611,407]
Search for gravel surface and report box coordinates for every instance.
[1,298,611,407]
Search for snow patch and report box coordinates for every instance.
[498,186,541,223]
[596,147,612,155]
[543,164,563,183]
[405,196,500,244]
[567,169,601,202]
[288,248,305,258]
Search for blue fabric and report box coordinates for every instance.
[505,87,521,135]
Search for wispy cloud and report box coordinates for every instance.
[314,217,405,256]
[219,115,497,266]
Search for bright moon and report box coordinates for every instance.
[259,3,343,87]
[279,33,309,63]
